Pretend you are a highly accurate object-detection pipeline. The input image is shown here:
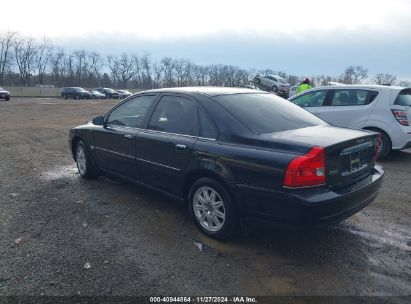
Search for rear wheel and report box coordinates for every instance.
[188,178,238,240]
[75,95,79,100]
[75,140,98,178]
[366,128,391,159]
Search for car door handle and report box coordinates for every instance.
[175,144,187,151]
[124,134,133,140]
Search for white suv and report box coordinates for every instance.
[288,85,411,158]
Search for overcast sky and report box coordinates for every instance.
[1,0,410,79]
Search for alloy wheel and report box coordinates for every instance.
[192,186,226,232]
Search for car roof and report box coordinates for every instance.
[140,86,267,97]
[309,84,405,91]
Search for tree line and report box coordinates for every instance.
[1,31,409,89]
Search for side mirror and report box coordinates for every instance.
[92,116,105,126]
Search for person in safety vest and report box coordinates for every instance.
[296,77,312,94]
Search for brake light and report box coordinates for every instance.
[372,133,382,162]
[392,110,409,126]
[284,146,326,188]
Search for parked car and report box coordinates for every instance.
[69,87,383,239]
[289,85,299,97]
[89,90,106,99]
[289,85,411,158]
[96,88,120,99]
[61,87,92,100]
[117,90,132,99]
[253,74,291,96]
[0,87,10,101]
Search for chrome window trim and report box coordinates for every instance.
[104,124,216,141]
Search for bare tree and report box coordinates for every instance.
[73,50,88,86]
[50,48,66,87]
[0,31,16,85]
[107,53,134,88]
[88,51,104,86]
[140,53,152,89]
[339,65,368,84]
[35,36,53,85]
[398,80,411,87]
[373,73,397,85]
[14,36,37,86]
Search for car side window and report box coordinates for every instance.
[291,90,327,107]
[198,109,218,139]
[148,95,198,136]
[107,95,156,128]
[330,89,373,106]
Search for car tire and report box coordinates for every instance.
[75,95,79,100]
[188,178,238,240]
[378,131,391,159]
[255,78,260,85]
[5,96,10,101]
[75,140,98,179]
[366,128,391,159]
[272,85,278,92]
[64,95,68,100]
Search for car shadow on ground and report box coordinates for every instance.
[95,172,374,265]
[380,149,411,164]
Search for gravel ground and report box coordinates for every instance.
[0,98,410,300]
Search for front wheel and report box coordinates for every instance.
[75,141,98,178]
[188,178,238,240]
[5,96,10,101]
[272,85,278,92]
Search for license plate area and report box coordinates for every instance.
[340,141,373,176]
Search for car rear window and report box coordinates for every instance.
[394,89,411,106]
[214,93,327,134]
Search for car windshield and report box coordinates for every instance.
[277,78,287,84]
[394,89,411,106]
[214,93,327,134]
[0,87,3,90]
[105,88,115,93]
[74,88,86,92]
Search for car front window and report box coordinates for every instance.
[291,90,327,108]
[107,95,157,128]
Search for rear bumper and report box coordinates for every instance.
[237,165,384,229]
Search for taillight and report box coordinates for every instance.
[284,146,326,188]
[392,110,409,126]
[372,133,382,161]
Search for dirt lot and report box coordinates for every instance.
[0,98,410,299]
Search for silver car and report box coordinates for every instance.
[254,74,291,95]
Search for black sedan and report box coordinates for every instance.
[69,87,384,239]
[96,88,120,99]
[0,87,10,101]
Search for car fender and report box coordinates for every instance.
[355,120,394,141]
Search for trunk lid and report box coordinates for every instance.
[259,125,379,189]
